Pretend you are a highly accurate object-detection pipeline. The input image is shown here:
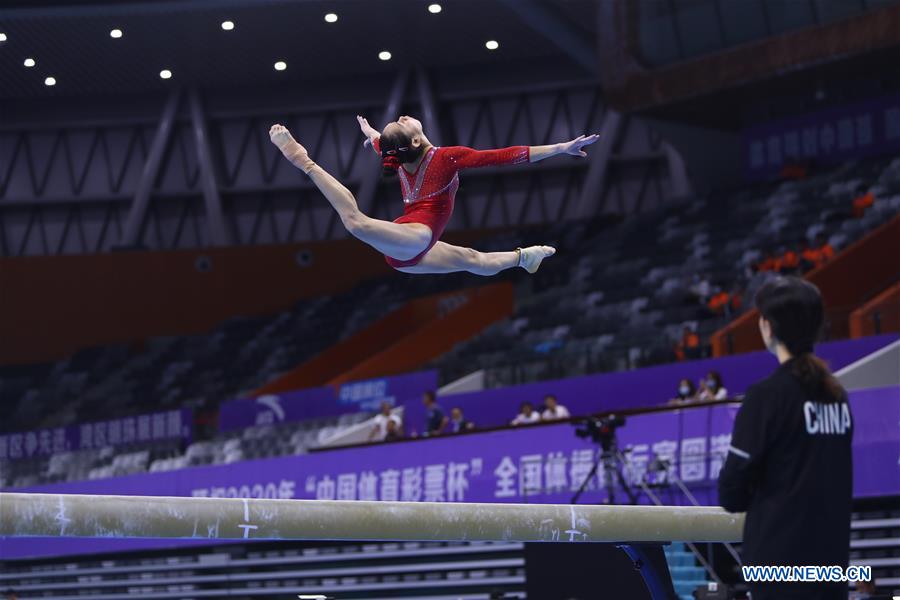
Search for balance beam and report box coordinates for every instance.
[0,492,744,543]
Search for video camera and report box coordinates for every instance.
[574,414,626,451]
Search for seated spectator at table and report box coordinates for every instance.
[449,407,474,433]
[697,371,728,401]
[422,390,447,437]
[511,402,540,426]
[369,401,402,442]
[674,326,701,361]
[541,395,570,421]
[384,418,403,442]
[669,378,697,404]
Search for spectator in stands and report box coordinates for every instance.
[369,401,402,442]
[384,418,402,442]
[448,407,474,433]
[541,395,570,421]
[4,590,17,600]
[511,402,540,426]
[800,238,819,271]
[800,235,834,271]
[674,326,701,361]
[851,184,875,219]
[779,245,800,274]
[422,391,447,437]
[707,286,730,316]
[669,378,697,404]
[755,249,781,274]
[815,234,835,263]
[688,273,712,304]
[698,371,728,401]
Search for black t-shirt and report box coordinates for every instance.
[718,359,853,569]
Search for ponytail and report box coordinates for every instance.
[754,276,846,404]
[789,353,845,404]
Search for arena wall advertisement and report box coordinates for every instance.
[743,92,900,180]
[0,409,192,463]
[4,386,897,560]
[218,370,438,431]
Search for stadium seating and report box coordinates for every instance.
[1,156,898,490]
[430,156,900,387]
[0,540,527,599]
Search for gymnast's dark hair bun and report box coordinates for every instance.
[380,129,419,178]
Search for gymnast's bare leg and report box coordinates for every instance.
[396,241,555,276]
[270,124,431,261]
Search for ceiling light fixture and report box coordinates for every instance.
[428,4,442,14]
[110,28,123,39]
[324,13,338,23]
[44,76,56,86]
[0,33,7,42]
[274,61,287,71]
[221,21,234,31]
[378,50,392,61]
[24,58,36,68]
[485,40,500,50]
[159,69,172,80]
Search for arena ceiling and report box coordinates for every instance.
[0,0,599,101]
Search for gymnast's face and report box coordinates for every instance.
[383,116,426,149]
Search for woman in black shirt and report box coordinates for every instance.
[718,276,853,600]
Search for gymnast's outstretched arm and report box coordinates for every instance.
[437,135,600,171]
[528,134,600,162]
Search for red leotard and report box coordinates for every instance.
[372,138,530,267]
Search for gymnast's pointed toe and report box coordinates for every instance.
[519,245,556,274]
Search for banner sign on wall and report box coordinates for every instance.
[336,370,437,411]
[219,371,438,432]
[6,387,896,560]
[218,387,335,432]
[743,93,900,180]
[0,409,192,462]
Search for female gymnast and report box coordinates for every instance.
[269,116,598,276]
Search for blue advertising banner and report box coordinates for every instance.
[218,371,438,432]
[4,387,896,560]
[336,370,438,412]
[743,93,900,181]
[218,387,335,432]
[0,409,192,462]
